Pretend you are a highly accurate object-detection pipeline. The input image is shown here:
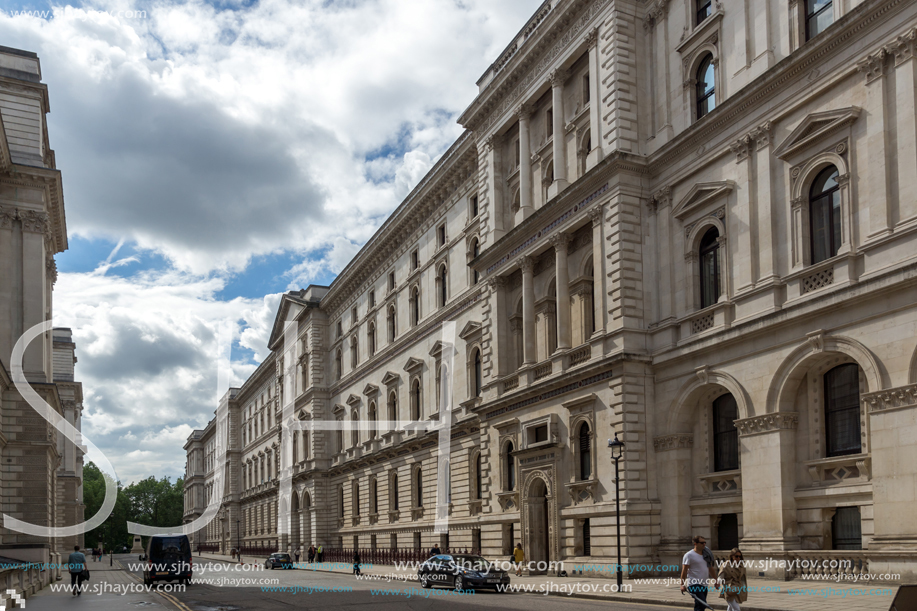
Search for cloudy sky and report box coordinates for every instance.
[0,0,538,485]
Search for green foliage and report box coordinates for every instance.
[83,463,185,550]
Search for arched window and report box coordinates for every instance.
[699,227,720,309]
[351,335,358,369]
[368,322,376,357]
[335,349,342,381]
[475,453,482,500]
[809,165,841,265]
[438,264,448,308]
[578,422,592,480]
[825,364,861,457]
[351,412,359,448]
[472,239,480,284]
[335,417,343,454]
[411,379,422,421]
[391,473,399,511]
[414,467,423,508]
[473,348,482,397]
[388,391,397,424]
[368,401,377,440]
[410,286,420,326]
[506,441,516,491]
[696,54,715,119]
[806,0,833,41]
[388,304,397,342]
[713,393,739,471]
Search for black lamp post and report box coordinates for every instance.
[608,433,625,588]
[236,519,241,557]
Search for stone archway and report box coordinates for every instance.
[291,492,301,556]
[520,470,557,575]
[527,478,550,572]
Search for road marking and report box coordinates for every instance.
[118,560,193,611]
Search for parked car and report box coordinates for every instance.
[142,535,192,586]
[418,554,510,591]
[265,553,294,569]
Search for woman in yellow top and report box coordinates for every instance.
[513,543,525,576]
[717,548,748,611]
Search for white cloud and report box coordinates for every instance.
[0,0,542,483]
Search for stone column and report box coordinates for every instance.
[752,122,777,282]
[653,435,694,563]
[550,233,572,351]
[589,206,606,335]
[585,28,603,170]
[857,49,891,238]
[549,69,569,197]
[891,32,917,224]
[652,189,673,320]
[736,413,800,576]
[517,105,534,220]
[482,134,506,238]
[864,387,917,582]
[730,136,755,293]
[519,256,536,365]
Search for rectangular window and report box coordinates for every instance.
[438,224,446,247]
[583,519,591,556]
[546,108,553,137]
[411,249,419,270]
[582,73,590,105]
[696,0,712,25]
[369,290,375,308]
[832,506,862,550]
[717,513,739,550]
[529,424,548,445]
[471,195,479,218]
[805,0,833,41]
[389,271,396,291]
[352,306,358,325]
[472,529,481,553]
[514,138,521,168]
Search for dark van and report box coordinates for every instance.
[142,535,192,585]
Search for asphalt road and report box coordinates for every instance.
[120,556,679,611]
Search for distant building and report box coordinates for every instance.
[187,0,917,583]
[0,45,82,596]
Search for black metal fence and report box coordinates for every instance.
[318,547,481,565]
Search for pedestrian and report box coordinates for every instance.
[295,549,301,564]
[317,544,323,563]
[429,543,441,557]
[353,550,361,576]
[68,545,86,596]
[718,548,748,611]
[513,543,525,576]
[680,536,717,611]
[308,545,315,563]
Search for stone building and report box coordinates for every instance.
[186,0,917,581]
[0,46,83,593]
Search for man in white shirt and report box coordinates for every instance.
[680,535,716,610]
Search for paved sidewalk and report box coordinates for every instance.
[193,551,900,611]
[27,555,182,611]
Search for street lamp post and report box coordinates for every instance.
[608,433,625,588]
[236,519,241,557]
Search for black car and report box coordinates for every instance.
[418,554,510,591]
[142,535,192,586]
[265,553,294,569]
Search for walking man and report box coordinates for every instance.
[680,536,717,611]
[317,544,323,563]
[68,545,87,596]
[295,549,301,564]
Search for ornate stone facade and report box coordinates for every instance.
[0,47,81,595]
[186,0,917,581]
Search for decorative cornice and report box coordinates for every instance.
[643,0,669,31]
[735,412,799,437]
[585,27,599,49]
[886,27,917,65]
[588,205,604,227]
[653,434,693,451]
[863,383,917,414]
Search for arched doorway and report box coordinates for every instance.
[526,477,551,574]
[301,492,312,551]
